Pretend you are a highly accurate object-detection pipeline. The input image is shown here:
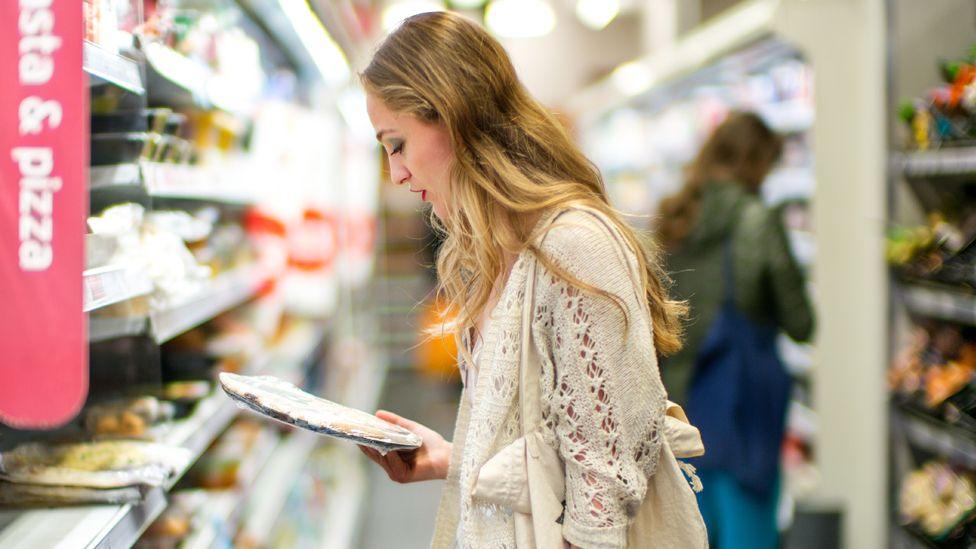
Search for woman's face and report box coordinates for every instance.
[366,93,455,220]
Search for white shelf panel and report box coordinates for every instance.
[901,283,976,326]
[894,407,976,470]
[141,162,256,205]
[84,42,144,94]
[237,430,319,546]
[83,265,153,313]
[89,164,142,189]
[0,391,239,549]
[180,427,281,549]
[150,265,268,344]
[898,147,976,177]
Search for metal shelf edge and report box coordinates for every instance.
[84,42,145,95]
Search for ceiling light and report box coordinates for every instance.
[611,61,652,96]
[451,0,486,8]
[278,0,349,86]
[575,0,619,30]
[382,0,446,32]
[485,0,555,38]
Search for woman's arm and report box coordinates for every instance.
[358,410,452,483]
[533,212,667,549]
[761,204,815,342]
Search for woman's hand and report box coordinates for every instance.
[358,410,452,483]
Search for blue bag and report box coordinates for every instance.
[686,241,791,497]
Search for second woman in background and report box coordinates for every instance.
[657,112,815,549]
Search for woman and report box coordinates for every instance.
[657,112,815,548]
[358,11,706,549]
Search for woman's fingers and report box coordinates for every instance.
[376,409,421,432]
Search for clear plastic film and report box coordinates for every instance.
[0,440,191,488]
[219,372,422,454]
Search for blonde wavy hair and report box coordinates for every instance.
[361,11,686,357]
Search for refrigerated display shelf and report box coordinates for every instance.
[0,391,238,549]
[90,162,258,205]
[89,163,142,189]
[89,315,148,343]
[898,147,976,178]
[84,42,144,95]
[236,430,319,547]
[901,283,976,326]
[180,427,281,549]
[320,448,367,549]
[150,265,269,344]
[83,265,153,313]
[892,405,976,470]
[142,42,251,116]
[0,324,324,549]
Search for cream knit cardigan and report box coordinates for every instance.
[431,208,667,549]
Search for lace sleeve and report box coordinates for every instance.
[531,211,667,549]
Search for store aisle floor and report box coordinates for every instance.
[358,368,461,549]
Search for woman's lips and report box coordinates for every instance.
[422,190,427,202]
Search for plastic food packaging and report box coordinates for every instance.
[0,441,191,488]
[0,481,143,507]
[218,372,422,453]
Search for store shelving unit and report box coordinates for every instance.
[83,42,144,95]
[884,4,976,542]
[900,283,976,326]
[897,146,976,177]
[179,426,281,549]
[236,429,319,546]
[0,320,326,549]
[83,265,153,313]
[90,161,258,205]
[149,264,269,344]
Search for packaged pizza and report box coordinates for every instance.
[218,372,422,453]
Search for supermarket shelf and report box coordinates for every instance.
[89,163,142,189]
[892,405,976,470]
[84,42,144,95]
[83,265,153,313]
[0,391,239,549]
[89,315,148,342]
[234,0,327,82]
[898,147,976,177]
[180,427,281,549]
[142,42,252,116]
[900,283,976,326]
[320,447,368,549]
[90,162,258,205]
[237,430,319,546]
[150,265,269,344]
[141,162,256,205]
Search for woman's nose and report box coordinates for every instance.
[389,159,410,186]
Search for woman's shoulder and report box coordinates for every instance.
[534,205,636,269]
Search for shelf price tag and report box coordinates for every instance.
[0,0,87,428]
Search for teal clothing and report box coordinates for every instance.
[660,182,814,405]
[696,469,780,549]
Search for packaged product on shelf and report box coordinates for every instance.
[899,45,976,149]
[890,323,976,424]
[899,460,976,543]
[185,419,268,490]
[84,396,176,439]
[0,440,191,488]
[218,372,421,453]
[137,490,209,548]
[0,481,143,507]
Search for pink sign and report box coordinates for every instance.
[0,0,87,428]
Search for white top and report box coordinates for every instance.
[431,208,667,549]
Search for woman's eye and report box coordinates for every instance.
[391,142,404,155]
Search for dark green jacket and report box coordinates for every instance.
[659,182,815,405]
